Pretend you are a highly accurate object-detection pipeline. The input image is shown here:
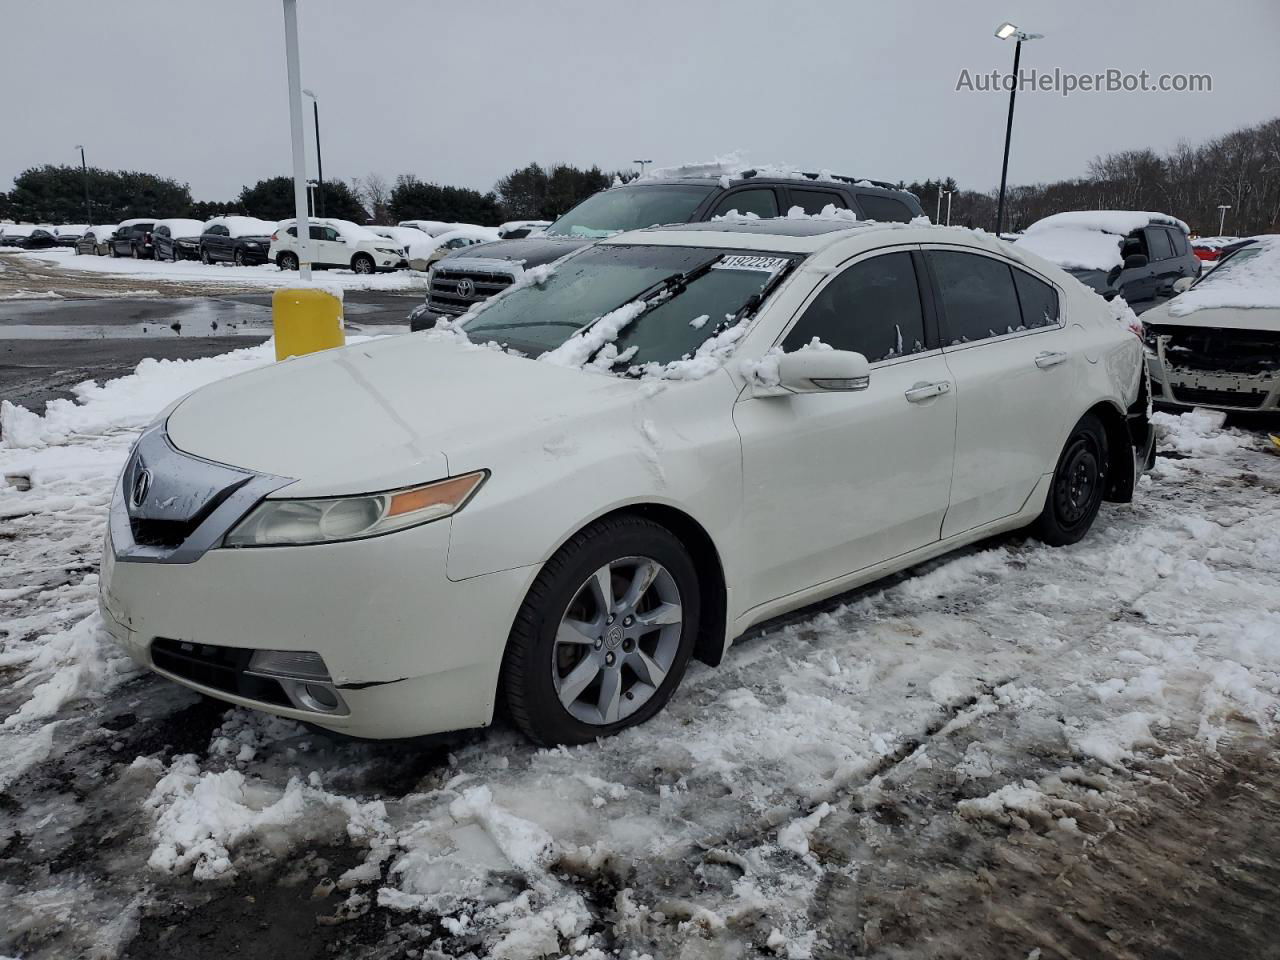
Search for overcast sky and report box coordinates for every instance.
[6,0,1278,202]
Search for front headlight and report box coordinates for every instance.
[245,241,260,248]
[223,470,487,547]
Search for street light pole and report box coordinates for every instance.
[1217,204,1231,235]
[993,23,1043,236]
[935,189,942,224]
[304,89,323,218]
[75,145,92,224]
[944,190,954,226]
[282,0,312,279]
[634,158,653,177]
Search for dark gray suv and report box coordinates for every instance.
[1018,212,1201,314]
[410,172,925,328]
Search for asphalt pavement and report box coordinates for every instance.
[0,279,422,420]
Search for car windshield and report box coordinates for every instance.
[1195,244,1262,286]
[459,244,795,367]
[545,184,716,239]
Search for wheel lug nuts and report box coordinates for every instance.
[594,639,602,650]
[605,653,615,666]
[623,615,634,626]
[607,614,615,624]
[625,691,635,701]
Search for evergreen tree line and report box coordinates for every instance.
[3,116,1276,234]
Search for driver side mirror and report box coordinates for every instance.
[1123,253,1149,270]
[763,349,871,395]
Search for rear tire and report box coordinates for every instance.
[201,247,212,265]
[1032,413,1109,546]
[233,249,245,266]
[501,515,700,746]
[278,251,299,271]
[110,245,119,258]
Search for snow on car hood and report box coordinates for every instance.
[436,235,587,271]
[165,335,641,497]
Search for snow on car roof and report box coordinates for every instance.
[1024,210,1189,236]
[1168,236,1280,318]
[604,218,968,255]
[278,217,383,243]
[638,152,901,192]
[155,218,205,236]
[117,217,155,228]
[207,216,278,238]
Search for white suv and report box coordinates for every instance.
[270,218,406,274]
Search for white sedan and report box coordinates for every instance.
[99,220,1153,744]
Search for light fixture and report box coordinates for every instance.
[995,21,1018,39]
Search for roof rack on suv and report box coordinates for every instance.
[735,170,902,191]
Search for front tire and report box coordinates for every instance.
[501,515,700,746]
[1032,413,1109,546]
[233,249,245,266]
[351,253,375,275]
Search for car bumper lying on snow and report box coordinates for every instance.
[97,433,539,739]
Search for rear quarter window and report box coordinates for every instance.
[856,194,914,223]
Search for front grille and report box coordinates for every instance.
[1148,325,1280,376]
[427,268,514,316]
[1171,387,1267,409]
[150,638,291,706]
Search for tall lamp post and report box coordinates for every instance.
[993,22,1043,236]
[282,0,311,279]
[942,189,954,226]
[74,145,92,224]
[1217,204,1231,235]
[303,88,324,218]
[634,158,652,177]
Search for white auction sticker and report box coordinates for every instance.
[712,255,790,273]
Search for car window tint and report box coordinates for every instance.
[1146,227,1173,261]
[1167,228,1187,256]
[928,251,1023,344]
[712,189,778,219]
[325,227,340,242]
[790,189,849,216]
[781,251,927,361]
[1012,269,1060,329]
[855,194,913,222]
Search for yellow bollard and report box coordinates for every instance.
[272,287,345,361]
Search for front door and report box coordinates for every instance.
[734,249,956,607]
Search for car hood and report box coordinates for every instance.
[1142,301,1280,332]
[165,334,642,497]
[438,235,588,270]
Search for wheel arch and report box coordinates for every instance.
[1082,397,1135,503]
[546,502,729,669]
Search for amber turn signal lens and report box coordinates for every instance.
[387,472,486,517]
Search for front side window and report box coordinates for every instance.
[1145,227,1174,261]
[856,194,913,223]
[155,226,169,237]
[781,251,927,362]
[545,184,715,238]
[460,244,794,367]
[712,188,779,219]
[789,189,848,216]
[928,250,1023,344]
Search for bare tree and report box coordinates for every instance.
[354,173,392,224]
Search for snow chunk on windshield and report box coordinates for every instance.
[539,300,648,368]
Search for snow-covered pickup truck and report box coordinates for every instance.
[409,164,926,329]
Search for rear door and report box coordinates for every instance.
[734,247,957,605]
[154,225,170,258]
[923,247,1076,538]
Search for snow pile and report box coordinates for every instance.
[1025,210,1190,237]
[785,204,859,222]
[1169,238,1280,317]
[1151,407,1247,457]
[1017,227,1124,271]
[153,218,204,238]
[1,289,63,300]
[642,152,863,187]
[208,215,278,238]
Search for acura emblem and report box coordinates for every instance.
[130,467,153,508]
[455,278,476,298]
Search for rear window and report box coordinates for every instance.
[545,184,715,238]
[928,250,1023,344]
[789,189,851,216]
[1012,269,1060,329]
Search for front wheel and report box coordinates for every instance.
[233,249,245,266]
[1032,413,1109,546]
[501,516,700,746]
[351,253,375,275]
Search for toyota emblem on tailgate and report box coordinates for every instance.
[455,278,476,298]
[130,468,153,508]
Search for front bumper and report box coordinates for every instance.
[99,426,539,738]
[1147,350,1280,413]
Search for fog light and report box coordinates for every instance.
[302,683,339,710]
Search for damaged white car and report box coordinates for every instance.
[1144,236,1280,412]
[99,219,1153,745]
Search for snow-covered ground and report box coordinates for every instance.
[6,247,429,292]
[2,341,1280,959]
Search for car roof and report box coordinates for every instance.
[600,218,988,255]
[633,175,913,198]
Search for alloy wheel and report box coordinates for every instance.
[551,556,683,725]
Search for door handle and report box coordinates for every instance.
[1034,351,1069,369]
[904,381,951,403]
